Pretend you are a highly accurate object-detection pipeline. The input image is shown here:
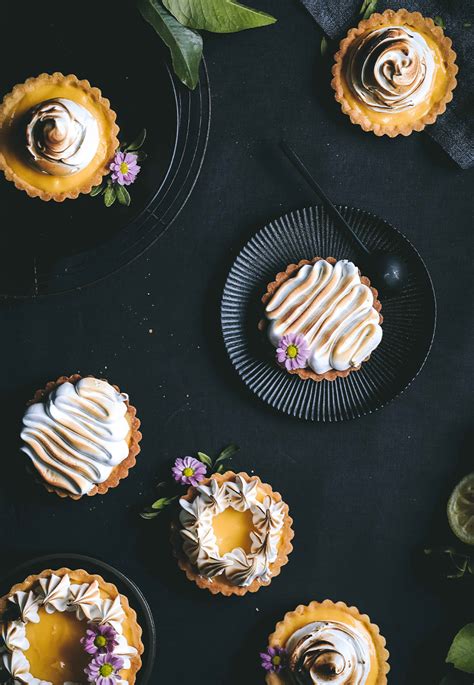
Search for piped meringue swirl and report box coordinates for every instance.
[286,621,371,685]
[21,378,131,497]
[347,26,435,112]
[265,260,382,375]
[26,98,100,175]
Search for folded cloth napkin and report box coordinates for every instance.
[299,0,474,168]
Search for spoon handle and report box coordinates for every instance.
[280,140,370,256]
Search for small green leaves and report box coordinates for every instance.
[126,129,147,152]
[140,495,177,519]
[104,185,117,207]
[90,183,105,197]
[434,15,446,29]
[162,0,276,33]
[116,185,131,207]
[215,444,239,467]
[446,624,474,673]
[320,35,328,57]
[138,0,203,89]
[197,451,213,467]
[360,0,378,20]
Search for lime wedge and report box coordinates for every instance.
[447,473,474,545]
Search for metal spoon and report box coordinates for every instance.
[280,140,408,295]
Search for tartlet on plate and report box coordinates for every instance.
[331,9,458,136]
[0,72,119,201]
[20,374,142,500]
[264,599,389,684]
[172,471,294,596]
[0,567,143,685]
[259,257,383,382]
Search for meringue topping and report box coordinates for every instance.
[21,378,130,497]
[347,26,435,112]
[26,98,100,175]
[265,260,382,374]
[286,621,371,684]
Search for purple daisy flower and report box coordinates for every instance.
[81,623,118,656]
[109,151,141,186]
[276,332,310,371]
[85,653,124,685]
[260,646,286,674]
[172,456,207,486]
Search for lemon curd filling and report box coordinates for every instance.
[212,507,256,555]
[24,608,89,684]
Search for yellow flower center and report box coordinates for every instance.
[99,664,114,677]
[94,635,107,648]
[286,344,298,359]
[120,161,129,175]
[272,656,281,666]
[183,467,194,477]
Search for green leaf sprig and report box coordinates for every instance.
[434,15,446,29]
[140,444,239,519]
[424,547,474,580]
[137,0,277,90]
[359,0,378,20]
[90,129,147,207]
[446,624,474,674]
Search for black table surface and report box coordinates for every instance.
[1,1,473,684]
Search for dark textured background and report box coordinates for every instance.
[1,1,473,684]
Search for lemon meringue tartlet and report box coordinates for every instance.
[0,72,119,201]
[20,375,141,500]
[331,10,458,136]
[260,257,383,382]
[173,471,294,596]
[0,567,143,685]
[265,600,390,684]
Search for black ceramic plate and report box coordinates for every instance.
[1,2,210,297]
[0,553,156,684]
[221,206,436,421]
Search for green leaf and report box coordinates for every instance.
[320,35,328,57]
[151,496,177,510]
[446,624,474,673]
[116,184,131,207]
[90,182,105,197]
[360,0,378,19]
[138,0,203,90]
[136,151,148,162]
[140,511,160,519]
[126,129,147,152]
[197,451,213,467]
[162,0,276,33]
[434,15,446,29]
[464,23,472,28]
[215,443,239,466]
[216,464,225,473]
[104,185,116,207]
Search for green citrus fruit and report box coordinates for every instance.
[447,473,474,545]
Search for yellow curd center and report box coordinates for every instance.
[212,508,255,555]
[24,607,89,684]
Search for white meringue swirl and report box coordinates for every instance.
[21,378,131,497]
[347,26,435,112]
[265,259,382,374]
[179,475,286,587]
[286,621,371,684]
[26,98,99,176]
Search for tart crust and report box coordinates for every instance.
[331,10,458,137]
[172,471,294,597]
[25,374,142,500]
[0,72,119,201]
[266,599,390,685]
[0,567,144,685]
[259,256,383,382]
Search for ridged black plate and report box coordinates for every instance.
[221,206,436,421]
[0,553,156,684]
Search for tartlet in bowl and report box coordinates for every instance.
[331,9,458,137]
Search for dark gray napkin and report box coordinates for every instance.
[299,0,474,168]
